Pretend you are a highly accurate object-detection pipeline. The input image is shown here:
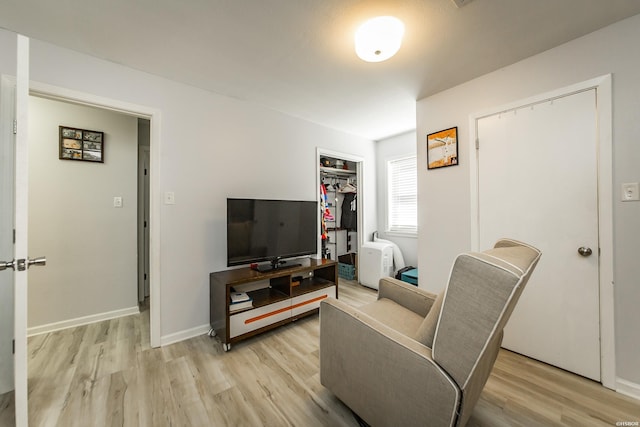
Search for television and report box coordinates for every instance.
[226,198,318,271]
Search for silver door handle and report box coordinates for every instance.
[27,256,46,268]
[0,260,16,271]
[577,247,592,257]
[1,257,47,271]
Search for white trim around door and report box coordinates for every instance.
[29,81,163,349]
[316,147,365,259]
[468,74,615,389]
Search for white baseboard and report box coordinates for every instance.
[617,378,640,401]
[27,306,140,337]
[161,324,211,347]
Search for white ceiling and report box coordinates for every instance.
[1,0,639,141]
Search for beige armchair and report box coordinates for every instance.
[320,239,541,427]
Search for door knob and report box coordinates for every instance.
[28,257,47,268]
[577,247,592,257]
[0,257,46,272]
[0,260,16,271]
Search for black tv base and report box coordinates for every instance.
[256,259,301,272]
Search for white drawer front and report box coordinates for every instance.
[291,286,336,317]
[229,299,291,338]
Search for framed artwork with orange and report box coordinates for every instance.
[427,126,458,169]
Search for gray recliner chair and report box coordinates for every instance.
[320,239,541,427]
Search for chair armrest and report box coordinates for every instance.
[378,277,438,317]
[320,298,460,427]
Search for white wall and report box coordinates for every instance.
[376,131,418,268]
[417,14,640,387]
[27,96,138,328]
[20,38,376,340]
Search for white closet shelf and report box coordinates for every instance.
[320,166,356,176]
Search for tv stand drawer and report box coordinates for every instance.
[291,286,336,317]
[229,298,291,338]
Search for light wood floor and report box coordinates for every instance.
[1,279,639,426]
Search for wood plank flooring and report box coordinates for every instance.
[0,391,13,427]
[0,279,638,426]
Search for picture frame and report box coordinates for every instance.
[59,126,104,163]
[427,126,458,169]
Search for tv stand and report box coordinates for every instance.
[209,258,337,351]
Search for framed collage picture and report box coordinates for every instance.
[427,126,458,169]
[59,126,104,163]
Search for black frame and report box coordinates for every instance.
[59,126,104,163]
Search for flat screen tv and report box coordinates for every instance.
[227,198,318,271]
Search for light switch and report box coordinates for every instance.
[164,191,175,205]
[113,196,123,208]
[622,182,639,202]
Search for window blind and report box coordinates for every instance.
[388,156,417,233]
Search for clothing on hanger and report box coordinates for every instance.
[320,183,329,240]
[341,193,357,230]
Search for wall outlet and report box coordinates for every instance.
[113,196,123,208]
[621,182,639,201]
[164,191,175,205]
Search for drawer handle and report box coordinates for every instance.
[245,294,329,325]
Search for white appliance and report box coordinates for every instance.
[359,241,394,289]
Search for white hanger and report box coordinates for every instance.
[339,179,357,193]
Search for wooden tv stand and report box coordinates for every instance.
[209,258,337,351]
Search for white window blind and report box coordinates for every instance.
[388,156,417,234]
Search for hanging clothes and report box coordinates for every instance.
[320,183,329,241]
[341,192,357,230]
[321,183,334,222]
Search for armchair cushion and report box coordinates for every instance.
[413,290,444,348]
[359,298,424,337]
[378,277,437,317]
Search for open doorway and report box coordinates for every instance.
[317,148,364,279]
[27,82,161,349]
[25,82,161,347]
[27,95,144,332]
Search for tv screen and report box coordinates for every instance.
[227,198,318,267]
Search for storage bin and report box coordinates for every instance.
[400,268,418,286]
[338,262,356,280]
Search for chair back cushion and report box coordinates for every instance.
[432,239,540,426]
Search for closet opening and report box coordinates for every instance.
[317,150,363,282]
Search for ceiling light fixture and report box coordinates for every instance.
[354,16,405,63]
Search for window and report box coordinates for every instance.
[387,156,417,234]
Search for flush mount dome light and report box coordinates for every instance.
[354,16,405,62]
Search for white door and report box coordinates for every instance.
[0,55,18,404]
[477,89,601,381]
[0,35,41,427]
